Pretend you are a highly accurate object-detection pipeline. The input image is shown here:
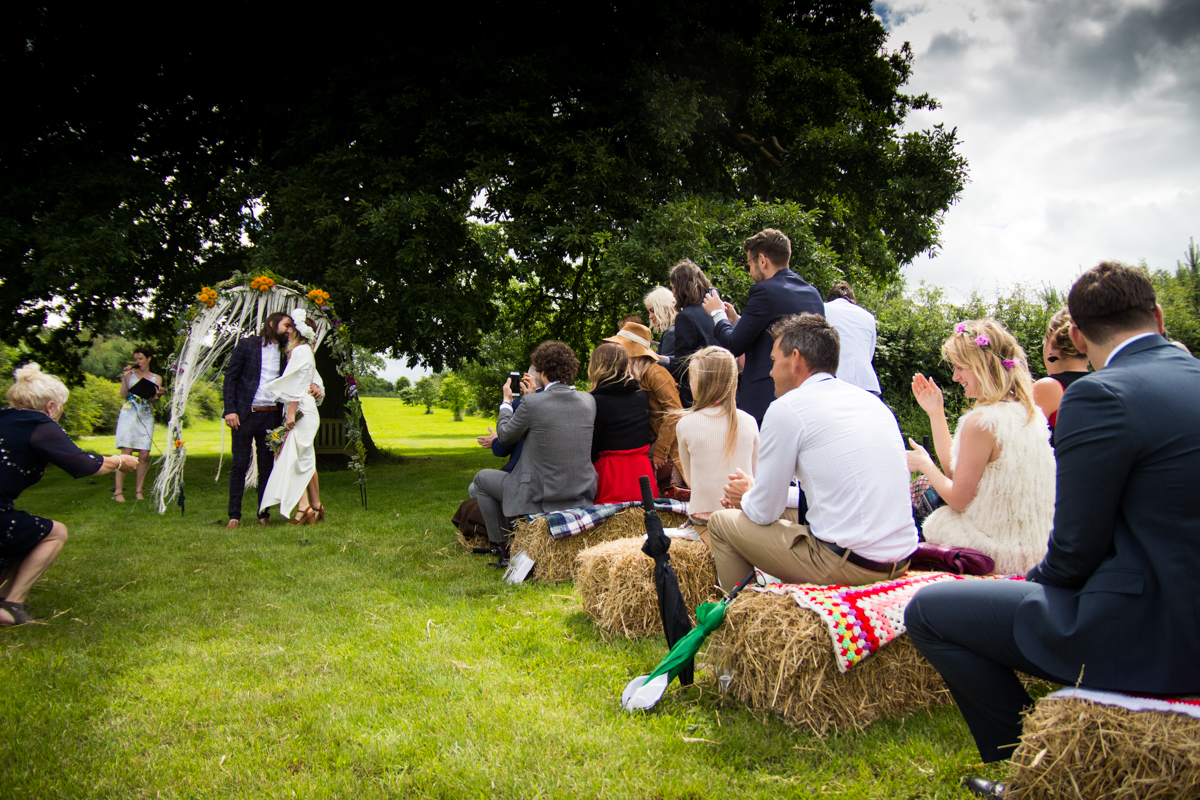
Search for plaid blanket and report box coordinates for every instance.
[756,571,1024,672]
[532,499,690,541]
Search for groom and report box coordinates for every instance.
[222,313,322,529]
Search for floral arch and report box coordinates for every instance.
[152,271,367,514]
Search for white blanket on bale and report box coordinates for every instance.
[1047,687,1200,719]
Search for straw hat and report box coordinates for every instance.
[604,322,658,360]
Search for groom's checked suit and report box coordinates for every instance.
[223,336,285,521]
[906,334,1200,762]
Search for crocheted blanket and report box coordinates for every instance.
[756,571,1023,672]
[533,498,689,541]
[1047,687,1200,720]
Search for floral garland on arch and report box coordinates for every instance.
[152,269,368,514]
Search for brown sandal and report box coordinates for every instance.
[0,601,34,625]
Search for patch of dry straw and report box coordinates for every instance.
[1008,698,1200,800]
[456,528,490,551]
[703,590,951,735]
[576,537,721,638]
[511,507,687,583]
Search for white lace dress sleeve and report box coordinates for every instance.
[267,345,316,403]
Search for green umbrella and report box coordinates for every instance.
[621,570,757,711]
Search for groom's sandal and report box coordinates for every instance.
[0,601,34,625]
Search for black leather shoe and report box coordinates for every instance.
[963,777,1006,797]
[486,557,511,569]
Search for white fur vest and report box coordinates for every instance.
[923,401,1056,574]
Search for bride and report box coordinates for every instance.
[260,308,326,525]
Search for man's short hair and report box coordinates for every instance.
[769,313,839,375]
[531,340,579,384]
[826,281,856,303]
[1068,261,1157,344]
[669,259,711,309]
[743,228,792,269]
[618,314,643,329]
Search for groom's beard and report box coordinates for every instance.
[276,332,289,346]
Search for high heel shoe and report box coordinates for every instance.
[289,508,316,525]
[313,505,326,522]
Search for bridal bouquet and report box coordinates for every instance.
[265,410,302,453]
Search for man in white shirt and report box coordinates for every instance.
[706,313,918,589]
[823,281,881,395]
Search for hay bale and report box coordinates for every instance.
[1008,697,1200,800]
[704,591,951,735]
[511,507,687,583]
[576,537,720,638]
[456,528,491,551]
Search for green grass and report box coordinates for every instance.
[5,401,1001,798]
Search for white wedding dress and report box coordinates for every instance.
[259,344,324,518]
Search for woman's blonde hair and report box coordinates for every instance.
[286,326,310,357]
[7,362,69,412]
[643,286,677,333]
[1044,307,1083,359]
[588,342,631,390]
[678,346,742,460]
[942,318,1036,421]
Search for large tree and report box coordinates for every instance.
[1,2,966,375]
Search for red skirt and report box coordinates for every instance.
[594,445,658,504]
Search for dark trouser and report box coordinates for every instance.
[228,408,281,520]
[905,580,1074,763]
[469,468,510,545]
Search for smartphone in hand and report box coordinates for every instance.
[509,371,522,395]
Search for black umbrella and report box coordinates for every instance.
[638,475,695,686]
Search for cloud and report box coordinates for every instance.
[877,0,1200,298]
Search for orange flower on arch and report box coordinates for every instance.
[307,288,331,307]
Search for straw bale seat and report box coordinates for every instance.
[1007,689,1200,799]
[509,507,687,583]
[456,528,490,551]
[576,537,721,638]
[703,590,951,734]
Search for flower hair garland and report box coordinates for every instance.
[290,307,317,341]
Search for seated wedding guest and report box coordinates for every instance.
[643,286,678,358]
[665,259,716,406]
[823,281,881,395]
[588,343,654,503]
[468,341,596,568]
[706,314,917,590]
[703,228,824,424]
[0,364,137,625]
[1032,307,1090,448]
[906,319,1055,575]
[674,346,759,544]
[906,262,1200,796]
[606,322,684,491]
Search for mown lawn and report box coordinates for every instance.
[4,400,1001,798]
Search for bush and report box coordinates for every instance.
[60,374,124,438]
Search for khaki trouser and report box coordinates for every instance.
[707,508,907,589]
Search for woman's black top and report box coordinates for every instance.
[1051,371,1090,391]
[667,304,717,406]
[658,325,676,358]
[590,379,652,462]
[0,408,103,512]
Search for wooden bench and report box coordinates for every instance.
[315,418,354,455]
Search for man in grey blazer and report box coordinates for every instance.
[468,341,596,568]
[905,262,1200,797]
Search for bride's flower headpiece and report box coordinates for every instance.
[291,307,317,341]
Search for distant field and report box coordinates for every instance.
[79,398,492,458]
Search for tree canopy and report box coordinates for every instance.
[1,3,966,376]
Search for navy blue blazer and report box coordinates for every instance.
[712,268,824,422]
[223,337,285,422]
[492,393,530,473]
[1018,335,1200,694]
[667,304,717,406]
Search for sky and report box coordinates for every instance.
[878,0,1200,300]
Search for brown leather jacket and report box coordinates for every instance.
[639,362,681,466]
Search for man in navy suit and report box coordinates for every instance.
[905,262,1200,797]
[702,228,824,424]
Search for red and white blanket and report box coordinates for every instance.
[756,571,1024,672]
[1046,687,1200,719]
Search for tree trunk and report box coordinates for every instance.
[314,345,381,461]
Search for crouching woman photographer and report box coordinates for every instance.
[1,363,136,625]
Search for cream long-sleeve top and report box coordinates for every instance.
[676,407,760,515]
